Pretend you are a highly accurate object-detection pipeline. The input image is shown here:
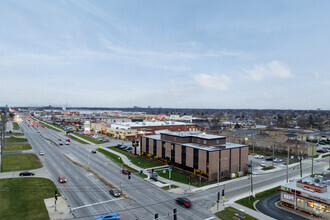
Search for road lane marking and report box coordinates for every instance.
[203,217,215,220]
[71,198,123,210]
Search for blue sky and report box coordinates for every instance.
[1,0,329,110]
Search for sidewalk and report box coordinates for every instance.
[44,197,74,220]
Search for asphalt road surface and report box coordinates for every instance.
[256,192,309,220]
[19,119,215,220]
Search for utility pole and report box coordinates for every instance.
[299,153,302,178]
[286,145,289,183]
[311,145,315,176]
[250,161,253,197]
[252,133,255,155]
[0,108,7,173]
[272,138,275,167]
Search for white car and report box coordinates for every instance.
[260,161,266,167]
[273,158,283,163]
[254,155,264,159]
[39,151,45,156]
[65,141,70,145]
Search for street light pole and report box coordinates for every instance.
[217,157,227,185]
[272,138,275,167]
[286,145,289,183]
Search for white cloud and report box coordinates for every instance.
[193,73,231,90]
[244,60,293,81]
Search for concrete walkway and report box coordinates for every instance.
[44,197,74,220]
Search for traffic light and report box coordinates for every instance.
[55,190,58,200]
[222,189,225,200]
[128,171,131,179]
[187,176,191,182]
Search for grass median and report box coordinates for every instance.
[5,137,28,143]
[0,178,60,220]
[73,133,102,144]
[2,154,42,172]
[4,144,32,151]
[66,134,89,144]
[235,186,280,210]
[12,122,20,130]
[39,121,62,132]
[5,132,24,136]
[215,207,258,220]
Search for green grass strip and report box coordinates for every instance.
[39,121,62,132]
[5,132,24,136]
[66,134,89,144]
[0,178,60,220]
[12,122,20,130]
[4,144,32,151]
[72,133,102,144]
[5,137,28,143]
[235,186,280,210]
[2,154,42,172]
[215,207,258,220]
[322,153,330,158]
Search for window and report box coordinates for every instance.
[307,201,329,213]
[216,140,219,144]
[203,140,207,144]
[283,193,294,201]
[174,137,177,141]
[198,139,201,143]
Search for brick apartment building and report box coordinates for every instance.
[141,131,248,181]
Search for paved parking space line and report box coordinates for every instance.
[71,198,123,210]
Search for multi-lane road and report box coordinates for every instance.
[19,119,215,220]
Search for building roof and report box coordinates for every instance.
[111,121,190,130]
[146,134,246,152]
[161,131,226,139]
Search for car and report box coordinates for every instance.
[66,139,70,142]
[65,141,70,145]
[175,197,192,208]
[100,138,109,142]
[265,156,273,161]
[109,189,121,197]
[318,142,326,145]
[254,155,264,159]
[119,145,127,150]
[95,212,120,220]
[39,151,45,156]
[125,147,133,151]
[122,169,129,175]
[19,171,35,176]
[273,158,283,163]
[59,142,63,146]
[58,176,67,183]
[121,146,129,151]
[91,150,97,154]
[116,144,122,148]
[58,138,62,141]
[316,149,328,153]
[260,161,266,167]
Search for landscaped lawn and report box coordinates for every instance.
[39,121,62,132]
[4,144,32,151]
[73,133,102,144]
[215,207,258,220]
[5,137,28,143]
[107,147,209,186]
[235,186,280,210]
[0,178,60,220]
[2,154,42,172]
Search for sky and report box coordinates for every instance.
[0,0,329,110]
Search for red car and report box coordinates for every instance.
[66,139,70,142]
[58,138,62,141]
[58,176,67,183]
[122,169,129,175]
[91,150,97,154]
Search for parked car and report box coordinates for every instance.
[58,176,67,183]
[19,171,35,176]
[100,138,109,142]
[121,146,129,151]
[265,156,273,161]
[91,150,97,154]
[39,151,45,156]
[175,197,192,208]
[260,161,266,167]
[122,169,129,175]
[318,142,326,145]
[95,212,120,220]
[254,155,264,159]
[316,149,328,153]
[109,189,121,197]
[125,147,133,151]
[273,158,283,163]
